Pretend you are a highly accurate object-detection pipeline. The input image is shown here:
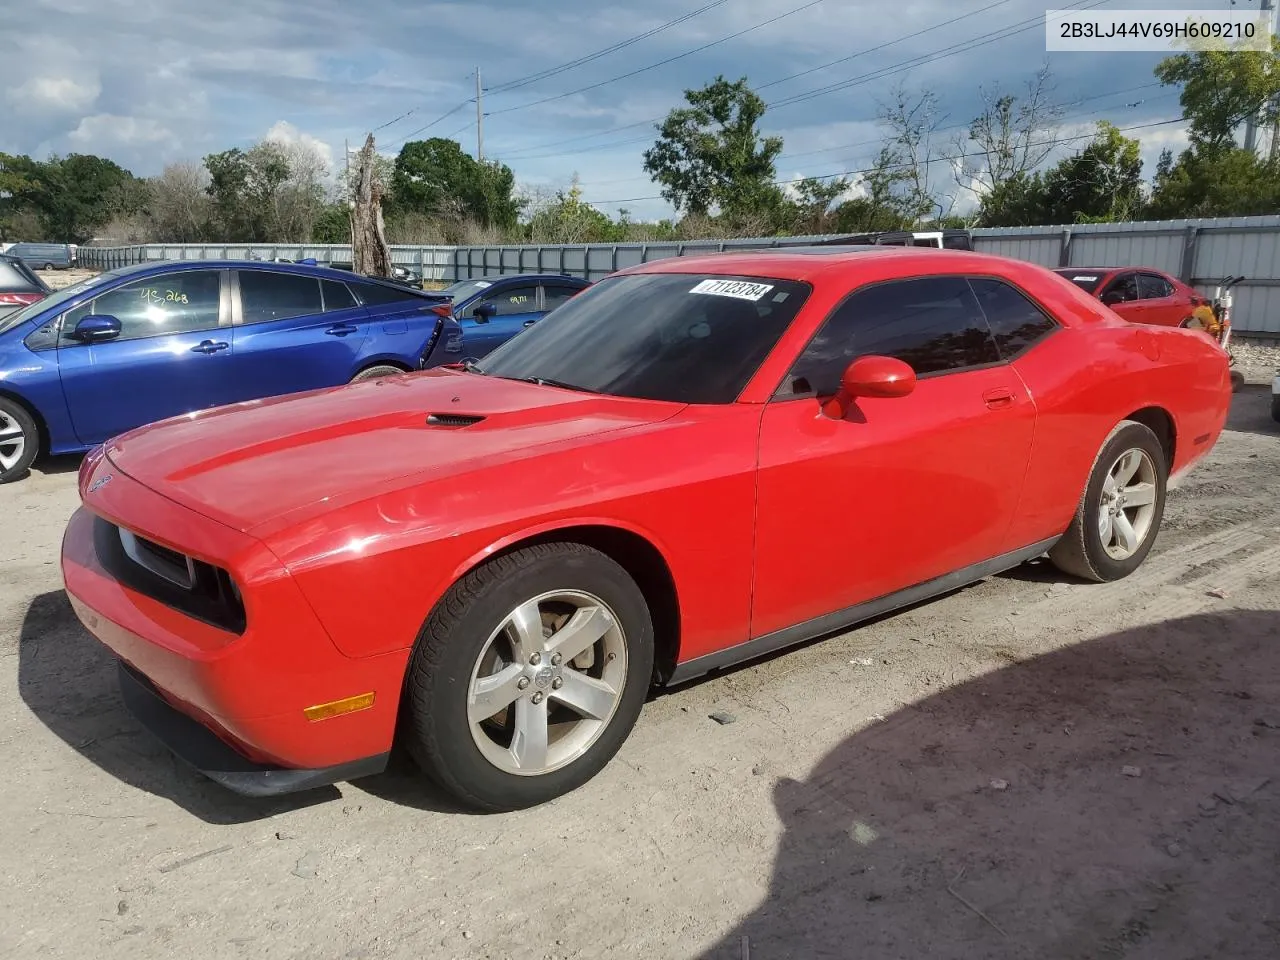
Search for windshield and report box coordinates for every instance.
[441,279,499,301]
[1054,270,1105,294]
[0,269,117,335]
[475,272,812,404]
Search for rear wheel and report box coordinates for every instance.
[1048,420,1167,582]
[42,262,53,271]
[350,364,407,382]
[0,397,38,484]
[1271,396,1280,424]
[401,542,654,811]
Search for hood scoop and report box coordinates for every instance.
[425,412,486,427]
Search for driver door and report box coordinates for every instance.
[56,268,236,445]
[750,275,1037,639]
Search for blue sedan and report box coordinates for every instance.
[0,259,462,482]
[438,273,591,358]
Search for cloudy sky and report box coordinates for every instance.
[0,0,1262,221]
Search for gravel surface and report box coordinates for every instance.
[2,381,1279,960]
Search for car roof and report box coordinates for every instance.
[458,273,589,283]
[616,245,1040,283]
[103,259,440,291]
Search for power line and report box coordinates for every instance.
[493,0,1106,162]
[768,0,1111,111]
[385,97,476,150]
[484,0,830,118]
[755,0,1018,91]
[582,115,1188,207]
[484,0,731,95]
[368,0,730,136]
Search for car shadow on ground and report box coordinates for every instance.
[695,609,1280,960]
[1225,382,1277,437]
[17,590,466,822]
[31,453,81,478]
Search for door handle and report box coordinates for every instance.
[326,323,359,336]
[191,340,229,354]
[983,387,1015,409]
[522,319,537,327]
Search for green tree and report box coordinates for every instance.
[390,138,520,231]
[643,76,784,220]
[1155,36,1280,151]
[526,176,620,243]
[204,145,291,241]
[785,176,851,234]
[312,202,352,244]
[10,154,143,242]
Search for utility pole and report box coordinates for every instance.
[1243,0,1274,154]
[475,68,485,162]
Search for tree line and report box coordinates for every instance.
[1,37,1277,248]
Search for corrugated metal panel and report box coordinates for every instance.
[75,216,1280,333]
[972,234,1060,265]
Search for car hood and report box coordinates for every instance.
[103,369,684,534]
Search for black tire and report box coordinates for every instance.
[0,396,38,484]
[401,542,654,812]
[1048,420,1167,583]
[1271,396,1280,424]
[42,262,53,271]
[350,364,407,382]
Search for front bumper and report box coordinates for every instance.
[118,660,388,796]
[60,461,410,794]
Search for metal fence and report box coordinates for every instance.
[78,215,1280,335]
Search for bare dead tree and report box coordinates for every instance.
[955,66,1062,201]
[876,81,951,224]
[350,133,391,277]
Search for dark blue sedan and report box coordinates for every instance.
[0,259,462,482]
[438,273,591,358]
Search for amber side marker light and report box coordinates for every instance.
[304,692,376,722]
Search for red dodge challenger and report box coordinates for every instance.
[61,247,1232,811]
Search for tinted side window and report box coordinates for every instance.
[239,271,322,324]
[1107,273,1139,302]
[321,279,358,311]
[542,284,581,312]
[783,276,1000,396]
[354,281,420,306]
[479,285,537,317]
[1138,273,1173,299]
[64,270,222,342]
[968,278,1059,359]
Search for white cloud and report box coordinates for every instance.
[264,120,337,172]
[5,74,100,115]
[67,115,174,148]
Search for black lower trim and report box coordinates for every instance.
[667,537,1061,686]
[117,661,388,797]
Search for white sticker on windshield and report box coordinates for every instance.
[474,280,492,288]
[1072,275,1097,282]
[689,278,774,301]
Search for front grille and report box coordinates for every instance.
[93,518,246,634]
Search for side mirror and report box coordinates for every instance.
[69,314,122,343]
[472,302,496,323]
[823,355,916,418]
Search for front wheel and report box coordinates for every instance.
[1048,420,1167,582]
[0,397,37,483]
[401,542,654,811]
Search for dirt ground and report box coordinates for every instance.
[2,373,1279,960]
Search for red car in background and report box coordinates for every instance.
[61,248,1232,812]
[1054,266,1210,329]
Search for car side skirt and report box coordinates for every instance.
[666,536,1062,687]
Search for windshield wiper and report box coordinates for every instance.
[462,359,485,375]
[520,376,591,393]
